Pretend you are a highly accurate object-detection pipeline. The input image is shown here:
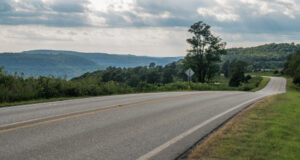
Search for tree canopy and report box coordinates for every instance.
[283,50,300,85]
[183,21,226,82]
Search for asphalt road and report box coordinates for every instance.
[0,77,286,160]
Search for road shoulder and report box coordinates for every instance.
[184,79,300,160]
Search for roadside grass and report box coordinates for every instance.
[251,77,270,92]
[0,76,267,108]
[248,71,281,77]
[187,79,300,160]
[0,96,92,108]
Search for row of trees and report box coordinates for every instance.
[283,50,300,85]
[0,60,189,103]
[73,61,186,87]
[0,68,135,103]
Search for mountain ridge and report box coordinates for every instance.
[0,50,182,78]
[1,43,299,78]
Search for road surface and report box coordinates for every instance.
[0,77,286,160]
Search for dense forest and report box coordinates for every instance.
[223,43,300,70]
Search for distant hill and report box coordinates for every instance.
[1,43,298,78]
[0,53,103,78]
[223,43,300,70]
[0,50,182,78]
[22,50,182,68]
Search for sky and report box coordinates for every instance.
[0,0,300,57]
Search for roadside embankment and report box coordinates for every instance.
[186,78,300,160]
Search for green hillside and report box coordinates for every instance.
[223,43,300,70]
[1,43,299,79]
[0,50,182,78]
[23,50,182,68]
[0,53,103,78]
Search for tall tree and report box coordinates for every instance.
[183,21,226,82]
[229,60,248,87]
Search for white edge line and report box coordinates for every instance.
[136,95,267,160]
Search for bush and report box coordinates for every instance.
[229,72,244,87]
[293,67,300,85]
[245,75,252,83]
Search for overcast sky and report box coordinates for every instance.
[0,0,299,57]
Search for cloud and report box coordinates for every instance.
[49,0,88,13]
[1,0,299,33]
[0,25,189,57]
[197,7,239,22]
[0,0,300,56]
[195,0,300,34]
[0,0,12,12]
[0,0,90,27]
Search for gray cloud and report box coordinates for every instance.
[0,0,300,54]
[1,0,300,34]
[92,0,300,35]
[0,0,12,12]
[194,0,300,34]
[0,0,90,27]
[50,0,88,13]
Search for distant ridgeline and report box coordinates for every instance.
[0,43,299,78]
[0,50,182,79]
[222,43,300,70]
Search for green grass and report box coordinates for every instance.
[248,71,281,77]
[187,79,300,160]
[251,77,270,92]
[0,96,93,108]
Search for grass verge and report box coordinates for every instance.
[0,96,92,108]
[248,71,282,77]
[251,77,270,92]
[186,78,300,160]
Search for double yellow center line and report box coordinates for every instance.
[0,93,203,134]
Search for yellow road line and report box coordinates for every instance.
[0,93,204,134]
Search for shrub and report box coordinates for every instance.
[293,67,300,85]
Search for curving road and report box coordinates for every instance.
[0,77,286,160]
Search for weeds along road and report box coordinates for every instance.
[0,77,286,160]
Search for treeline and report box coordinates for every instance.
[283,50,300,85]
[0,67,133,103]
[0,60,261,104]
[73,61,186,86]
[0,62,186,103]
